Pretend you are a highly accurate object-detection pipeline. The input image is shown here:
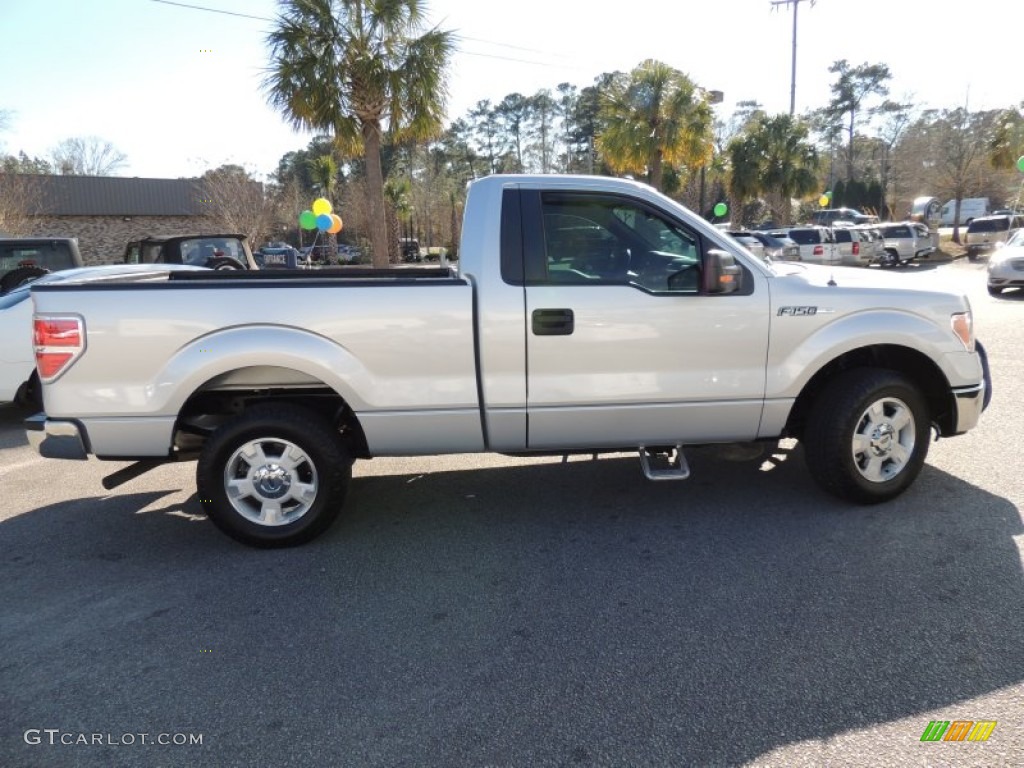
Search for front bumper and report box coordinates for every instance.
[25,414,89,460]
[949,341,991,435]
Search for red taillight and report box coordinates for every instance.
[813,245,824,256]
[852,241,860,256]
[34,318,82,347]
[34,316,84,381]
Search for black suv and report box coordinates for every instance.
[0,237,84,294]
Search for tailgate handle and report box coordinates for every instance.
[532,308,574,336]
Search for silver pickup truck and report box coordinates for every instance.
[27,174,991,547]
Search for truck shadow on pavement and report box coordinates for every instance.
[1,446,1021,767]
[0,403,30,449]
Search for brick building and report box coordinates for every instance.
[0,174,218,264]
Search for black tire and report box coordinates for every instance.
[1,266,48,295]
[967,252,978,262]
[206,256,245,271]
[14,371,43,413]
[803,369,930,504]
[879,250,899,269]
[988,285,1003,296]
[196,403,353,547]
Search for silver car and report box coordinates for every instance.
[986,228,1024,296]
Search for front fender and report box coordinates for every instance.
[767,309,966,399]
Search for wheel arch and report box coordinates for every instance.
[784,344,956,439]
[173,365,370,459]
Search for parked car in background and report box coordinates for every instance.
[301,244,337,265]
[725,231,766,262]
[830,226,873,267]
[854,225,886,263]
[0,237,83,295]
[875,222,935,267]
[964,214,1024,261]
[1,264,209,411]
[337,244,364,263]
[256,243,306,269]
[786,226,838,265]
[986,228,1024,296]
[751,231,800,261]
[811,208,876,227]
[940,197,989,227]
[125,234,258,270]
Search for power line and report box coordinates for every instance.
[149,0,272,22]
[147,0,574,64]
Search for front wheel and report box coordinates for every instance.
[803,369,930,504]
[988,285,1003,296]
[196,403,353,547]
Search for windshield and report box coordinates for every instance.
[0,242,76,277]
[968,218,1009,233]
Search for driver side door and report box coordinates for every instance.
[524,190,770,450]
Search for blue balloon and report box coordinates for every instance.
[316,213,332,231]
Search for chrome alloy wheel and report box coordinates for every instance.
[223,438,319,526]
[851,397,916,483]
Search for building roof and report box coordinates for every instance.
[1,174,210,216]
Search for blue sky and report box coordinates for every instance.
[1,0,1020,180]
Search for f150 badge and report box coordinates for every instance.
[778,305,818,316]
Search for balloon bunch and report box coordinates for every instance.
[299,198,343,234]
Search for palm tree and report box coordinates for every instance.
[264,0,454,268]
[383,177,412,263]
[308,153,339,199]
[728,114,820,225]
[308,153,340,257]
[596,60,713,192]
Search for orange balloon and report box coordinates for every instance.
[328,214,343,234]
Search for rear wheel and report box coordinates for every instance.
[987,285,1003,296]
[196,403,353,547]
[879,250,899,268]
[803,369,930,504]
[14,371,43,413]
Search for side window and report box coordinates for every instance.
[540,194,701,293]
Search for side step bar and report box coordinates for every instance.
[638,444,690,481]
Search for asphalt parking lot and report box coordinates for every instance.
[1,258,1023,768]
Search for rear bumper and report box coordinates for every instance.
[25,414,89,460]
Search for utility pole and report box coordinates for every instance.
[770,0,816,115]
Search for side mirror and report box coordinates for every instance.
[705,248,742,294]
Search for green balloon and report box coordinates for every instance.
[713,202,728,217]
[299,210,317,230]
[1017,155,1024,173]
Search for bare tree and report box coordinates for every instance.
[50,136,127,176]
[919,107,998,242]
[200,165,273,245]
[871,99,915,218]
[0,173,37,235]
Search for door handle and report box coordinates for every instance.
[532,308,574,336]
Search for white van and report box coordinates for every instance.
[940,198,989,226]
